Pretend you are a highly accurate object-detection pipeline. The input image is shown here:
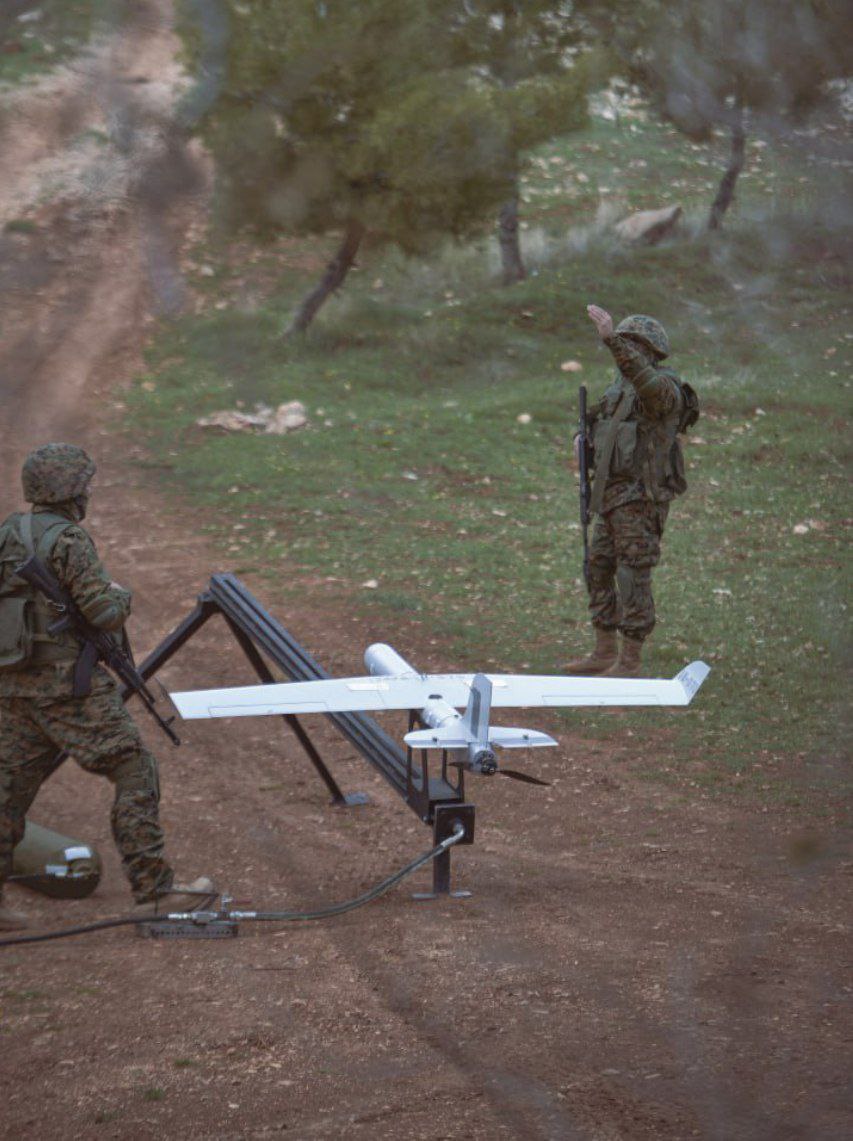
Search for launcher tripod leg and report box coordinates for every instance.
[131,594,219,685]
[223,617,368,807]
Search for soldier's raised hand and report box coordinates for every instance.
[586,304,613,339]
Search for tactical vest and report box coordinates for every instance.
[0,511,80,670]
[589,373,698,513]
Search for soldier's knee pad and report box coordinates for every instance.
[110,752,160,801]
[616,565,650,605]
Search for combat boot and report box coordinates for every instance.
[600,636,644,678]
[563,628,618,675]
[137,876,217,916]
[0,901,29,931]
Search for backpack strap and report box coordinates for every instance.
[24,512,77,564]
[20,514,79,648]
[20,512,35,557]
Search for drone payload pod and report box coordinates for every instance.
[171,643,710,777]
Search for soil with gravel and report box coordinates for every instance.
[0,6,850,1139]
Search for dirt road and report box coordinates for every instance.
[0,7,849,1139]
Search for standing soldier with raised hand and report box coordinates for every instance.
[0,444,213,931]
[565,307,699,677]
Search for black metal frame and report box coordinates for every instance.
[127,574,475,895]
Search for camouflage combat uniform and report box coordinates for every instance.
[0,449,173,905]
[584,321,691,643]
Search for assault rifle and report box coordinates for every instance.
[14,556,180,746]
[577,385,592,584]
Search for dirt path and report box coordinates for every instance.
[0,0,191,479]
[0,8,850,1140]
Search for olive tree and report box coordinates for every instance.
[179,0,589,329]
[602,0,853,228]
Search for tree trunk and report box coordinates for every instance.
[287,219,365,334]
[708,99,746,231]
[498,195,526,285]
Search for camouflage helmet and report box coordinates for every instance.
[615,314,669,359]
[21,443,96,505]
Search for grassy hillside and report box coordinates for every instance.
[0,1,100,86]
[123,101,851,802]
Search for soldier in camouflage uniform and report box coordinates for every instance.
[566,307,698,678]
[0,444,213,930]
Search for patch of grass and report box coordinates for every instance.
[141,1087,166,1102]
[4,218,38,234]
[0,0,126,86]
[123,108,851,804]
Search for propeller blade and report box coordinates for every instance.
[447,760,551,786]
[498,769,551,787]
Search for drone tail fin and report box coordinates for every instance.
[404,725,556,751]
[461,673,492,743]
[488,727,557,749]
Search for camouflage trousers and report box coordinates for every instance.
[0,674,173,903]
[587,499,670,641]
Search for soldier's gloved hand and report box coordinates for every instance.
[586,304,613,339]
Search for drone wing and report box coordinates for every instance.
[170,662,709,721]
[485,661,711,709]
[170,674,473,720]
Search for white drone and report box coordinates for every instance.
[171,643,710,781]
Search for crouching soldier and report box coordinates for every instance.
[566,307,699,677]
[0,444,214,930]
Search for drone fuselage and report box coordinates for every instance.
[366,643,502,775]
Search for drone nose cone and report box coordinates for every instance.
[365,643,418,678]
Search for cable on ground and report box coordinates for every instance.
[0,825,466,947]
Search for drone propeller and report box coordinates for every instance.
[448,758,551,786]
[498,768,551,787]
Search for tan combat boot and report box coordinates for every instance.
[563,628,618,675]
[137,876,217,916]
[600,636,644,678]
[0,900,29,932]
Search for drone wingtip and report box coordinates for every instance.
[675,660,711,702]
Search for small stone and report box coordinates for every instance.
[265,400,308,435]
[196,410,267,432]
[614,204,682,244]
